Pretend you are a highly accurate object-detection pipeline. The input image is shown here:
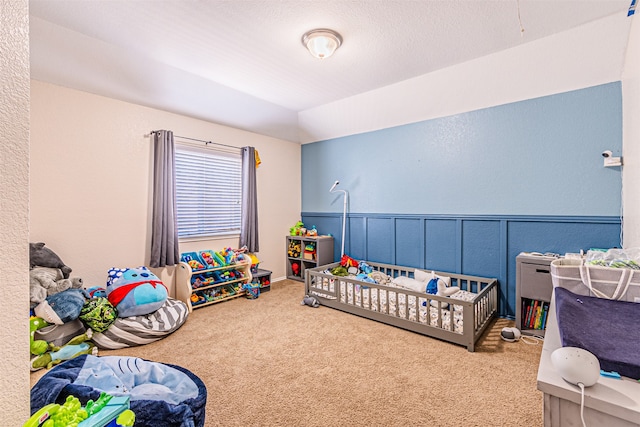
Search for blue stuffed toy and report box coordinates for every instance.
[34,288,89,325]
[106,266,168,317]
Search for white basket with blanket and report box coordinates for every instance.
[550,258,640,302]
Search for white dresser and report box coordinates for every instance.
[536,293,640,427]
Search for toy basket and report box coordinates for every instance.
[242,283,260,299]
[550,258,640,302]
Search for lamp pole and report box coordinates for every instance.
[329,181,348,258]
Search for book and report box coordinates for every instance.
[529,299,539,328]
[534,305,543,329]
[524,300,533,329]
[540,302,549,330]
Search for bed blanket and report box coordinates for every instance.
[555,286,640,380]
[30,354,207,427]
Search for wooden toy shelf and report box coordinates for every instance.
[176,260,252,312]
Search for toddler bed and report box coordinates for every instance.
[305,261,498,352]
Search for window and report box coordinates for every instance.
[174,143,242,239]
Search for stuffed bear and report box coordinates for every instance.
[30,242,72,279]
[30,267,83,306]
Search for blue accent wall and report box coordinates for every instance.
[300,83,624,318]
[302,83,622,216]
[301,212,621,318]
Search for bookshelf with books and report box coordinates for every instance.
[515,253,557,337]
[521,298,550,332]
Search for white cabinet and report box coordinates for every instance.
[515,253,556,336]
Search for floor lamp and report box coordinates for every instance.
[329,180,348,258]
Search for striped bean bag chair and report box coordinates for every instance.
[91,297,188,349]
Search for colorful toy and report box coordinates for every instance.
[306,225,318,237]
[30,329,98,371]
[79,297,117,333]
[106,266,168,317]
[180,252,206,270]
[24,393,134,427]
[340,254,359,269]
[190,293,204,305]
[242,283,260,299]
[303,242,317,260]
[198,250,218,268]
[359,262,373,274]
[30,316,50,355]
[218,247,237,265]
[86,286,107,299]
[288,240,301,258]
[291,262,301,276]
[330,265,349,276]
[289,221,305,236]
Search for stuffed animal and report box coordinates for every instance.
[301,294,320,308]
[369,270,391,284]
[289,221,305,236]
[291,262,301,276]
[106,266,168,317]
[30,316,50,355]
[34,288,89,325]
[340,254,359,269]
[30,328,98,371]
[30,267,83,306]
[79,297,117,333]
[30,242,72,279]
[423,271,460,308]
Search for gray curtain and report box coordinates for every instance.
[150,130,180,267]
[240,146,259,252]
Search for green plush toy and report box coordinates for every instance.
[30,329,98,371]
[30,316,50,355]
[289,221,305,236]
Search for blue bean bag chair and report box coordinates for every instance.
[30,355,207,427]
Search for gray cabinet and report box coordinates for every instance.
[515,253,556,336]
[286,235,334,281]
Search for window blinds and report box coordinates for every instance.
[175,143,242,238]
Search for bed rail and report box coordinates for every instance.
[305,261,497,352]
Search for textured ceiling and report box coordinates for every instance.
[29,0,632,141]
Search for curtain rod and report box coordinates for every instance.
[149,130,241,151]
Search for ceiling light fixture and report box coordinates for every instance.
[302,28,342,59]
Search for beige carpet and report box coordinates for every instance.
[31,280,543,426]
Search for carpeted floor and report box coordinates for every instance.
[31,280,544,426]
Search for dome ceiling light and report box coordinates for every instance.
[301,28,342,59]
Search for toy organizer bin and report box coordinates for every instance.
[177,250,252,311]
[252,269,272,292]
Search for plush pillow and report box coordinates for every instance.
[391,276,428,292]
[106,266,168,317]
[79,297,118,332]
[415,269,451,287]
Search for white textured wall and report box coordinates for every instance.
[30,81,301,294]
[299,13,631,144]
[623,15,640,247]
[0,0,30,424]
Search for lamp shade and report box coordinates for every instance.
[302,29,342,59]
